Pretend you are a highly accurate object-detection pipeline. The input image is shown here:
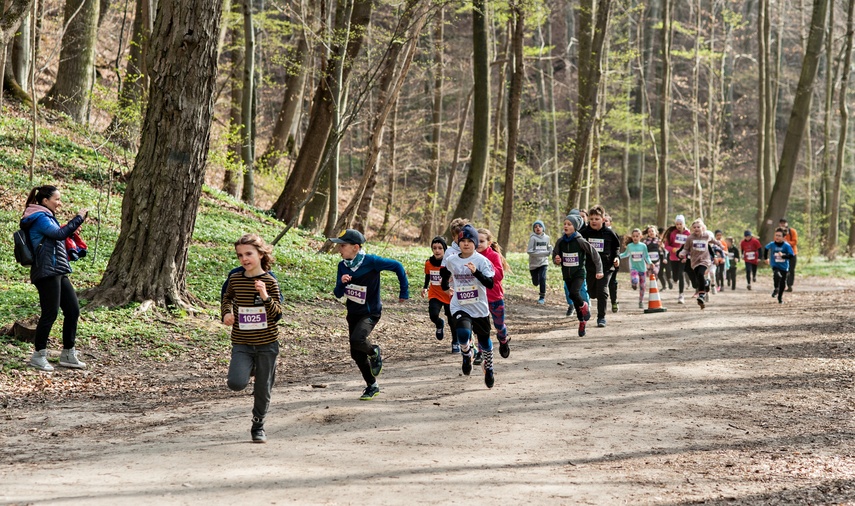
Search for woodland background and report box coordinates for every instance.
[0,0,853,308]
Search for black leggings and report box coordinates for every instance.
[33,275,80,351]
[564,277,586,321]
[347,313,380,386]
[529,265,547,297]
[586,270,613,320]
[428,298,453,330]
[670,260,686,293]
[692,265,710,293]
[745,263,758,285]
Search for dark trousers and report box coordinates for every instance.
[453,311,492,352]
[586,270,613,320]
[670,260,686,293]
[227,341,279,426]
[727,267,737,288]
[787,256,797,288]
[715,264,725,288]
[773,267,788,302]
[564,277,586,321]
[529,265,548,297]
[33,275,80,351]
[745,263,758,285]
[692,265,710,293]
[608,266,618,303]
[428,297,455,343]
[347,313,380,386]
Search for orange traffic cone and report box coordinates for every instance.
[643,271,667,313]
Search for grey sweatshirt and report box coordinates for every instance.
[527,221,551,269]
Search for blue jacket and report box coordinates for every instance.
[334,254,409,316]
[20,211,84,282]
[764,240,794,271]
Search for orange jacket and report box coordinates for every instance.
[782,227,798,255]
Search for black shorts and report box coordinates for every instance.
[452,311,491,340]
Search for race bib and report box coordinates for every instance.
[562,252,579,267]
[589,238,604,252]
[345,284,367,304]
[631,252,643,262]
[238,306,268,330]
[745,251,756,260]
[648,251,660,262]
[429,269,441,286]
[535,241,549,253]
[774,252,783,262]
[455,284,480,305]
[675,234,687,245]
[728,252,735,260]
[693,240,707,251]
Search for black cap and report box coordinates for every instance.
[329,229,366,245]
[779,217,788,223]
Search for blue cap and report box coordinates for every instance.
[330,229,366,245]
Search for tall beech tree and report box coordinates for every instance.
[86,0,224,308]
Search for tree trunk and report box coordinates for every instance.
[450,0,490,222]
[821,2,834,243]
[835,0,853,256]
[271,0,373,225]
[498,4,524,253]
[320,0,427,250]
[691,0,703,220]
[41,0,100,123]
[656,0,671,229]
[567,0,613,211]
[762,0,774,205]
[756,0,767,229]
[378,97,398,239]
[0,0,35,47]
[419,7,443,241]
[259,32,309,172]
[760,0,829,243]
[10,10,30,89]
[105,0,147,147]
[239,0,256,204]
[223,29,243,198]
[443,86,473,222]
[85,0,223,309]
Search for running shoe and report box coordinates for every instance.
[473,350,483,366]
[451,343,460,354]
[359,384,380,400]
[435,322,444,341]
[697,293,705,309]
[747,284,752,290]
[566,305,574,317]
[638,301,644,309]
[462,348,473,376]
[611,302,619,313]
[597,318,606,328]
[537,298,545,305]
[484,367,495,389]
[677,294,685,304]
[251,427,267,443]
[499,338,510,359]
[578,320,587,337]
[579,301,591,321]
[369,345,383,377]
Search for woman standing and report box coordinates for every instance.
[20,186,88,371]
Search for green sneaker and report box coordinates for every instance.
[369,345,383,377]
[359,384,380,400]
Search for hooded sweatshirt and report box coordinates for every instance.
[526,220,551,269]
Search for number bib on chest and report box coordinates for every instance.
[631,252,643,262]
[429,269,441,286]
[589,238,604,252]
[693,240,707,251]
[562,252,580,267]
[648,251,660,262]
[745,251,756,260]
[238,306,268,330]
[535,241,549,253]
[774,251,783,262]
[345,284,368,304]
[728,252,735,260]
[675,234,687,245]
[455,284,480,305]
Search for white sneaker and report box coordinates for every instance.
[677,294,685,304]
[59,347,86,369]
[29,350,54,371]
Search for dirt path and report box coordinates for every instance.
[2,277,855,505]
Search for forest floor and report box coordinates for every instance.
[2,275,855,505]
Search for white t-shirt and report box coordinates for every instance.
[442,251,494,318]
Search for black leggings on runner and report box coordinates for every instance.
[670,260,686,293]
[745,263,758,285]
[692,265,710,293]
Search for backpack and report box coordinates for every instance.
[13,226,34,266]
[221,267,284,321]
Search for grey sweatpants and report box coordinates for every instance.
[227,341,279,426]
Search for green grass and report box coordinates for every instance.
[793,256,855,278]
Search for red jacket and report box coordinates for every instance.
[740,237,763,265]
[479,246,505,303]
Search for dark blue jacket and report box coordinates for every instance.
[333,254,409,316]
[20,211,84,282]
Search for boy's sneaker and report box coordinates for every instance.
[579,301,591,321]
[499,338,511,359]
[778,298,783,304]
[484,367,495,389]
[677,294,685,304]
[462,349,473,376]
[359,384,380,400]
[473,350,483,366]
[59,347,86,369]
[578,320,587,337]
[369,346,383,377]
[597,318,606,328]
[611,302,619,313]
[251,427,267,443]
[537,298,545,305]
[697,293,706,309]
[786,286,793,292]
[435,324,444,341]
[771,289,777,297]
[566,305,574,317]
[29,350,54,372]
[451,343,460,354]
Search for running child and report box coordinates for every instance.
[619,228,654,309]
[440,224,497,388]
[643,225,665,289]
[331,229,409,401]
[663,215,690,303]
[477,228,511,359]
[221,234,283,443]
[764,228,795,304]
[725,237,739,289]
[740,230,763,290]
[604,214,620,313]
[527,220,551,304]
[552,214,603,336]
[677,219,724,309]
[446,217,469,259]
[422,236,456,352]
[580,205,621,327]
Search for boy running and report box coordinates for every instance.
[740,230,763,290]
[553,214,603,336]
[527,220,551,304]
[580,205,621,327]
[422,236,456,352]
[765,228,795,304]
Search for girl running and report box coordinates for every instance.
[619,229,654,309]
[643,225,665,290]
[221,234,283,443]
[663,215,690,303]
[677,219,724,309]
[477,228,511,359]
